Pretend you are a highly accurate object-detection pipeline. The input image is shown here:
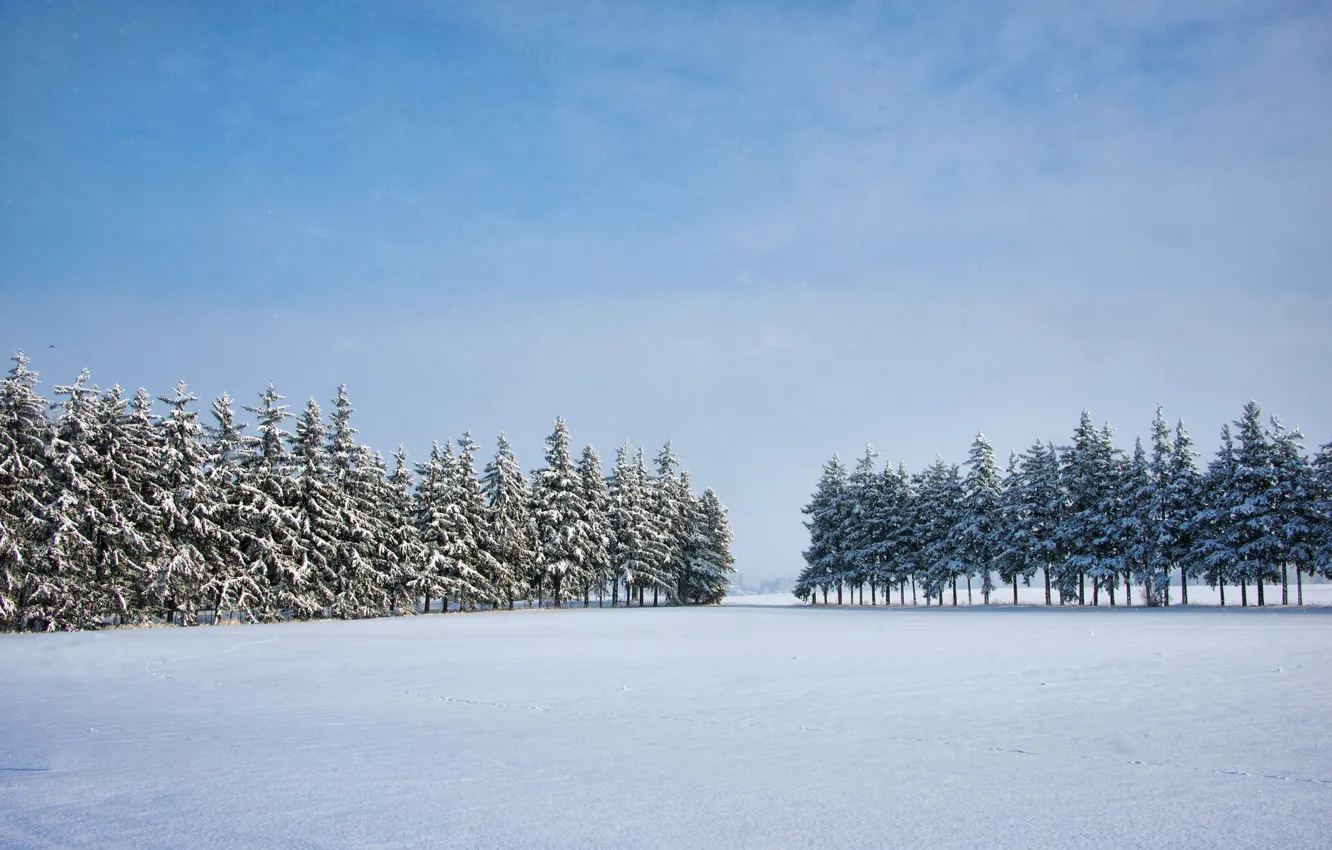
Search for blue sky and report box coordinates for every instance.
[3,0,1330,580]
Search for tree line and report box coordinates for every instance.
[797,403,1331,608]
[0,352,735,631]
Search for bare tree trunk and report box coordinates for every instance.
[1282,563,1288,605]
[1108,578,1115,606]
[1044,567,1052,606]
[652,586,658,607]
[966,574,973,605]
[1256,577,1265,607]
[1241,579,1248,607]
[1297,567,1304,606]
[871,584,877,605]
[951,577,958,606]
[1092,579,1100,607]
[1220,582,1226,607]
[1013,580,1018,606]
[837,584,843,605]
[1079,572,1086,606]
[859,584,864,605]
[910,578,916,606]
[1124,571,1132,606]
[1180,565,1187,605]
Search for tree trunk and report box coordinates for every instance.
[1219,582,1226,607]
[1282,563,1288,605]
[652,586,658,607]
[871,584,877,605]
[1256,577,1264,607]
[1108,579,1115,607]
[584,586,590,608]
[1013,580,1018,606]
[1124,571,1132,606]
[1078,572,1086,606]
[966,574,973,605]
[910,578,916,606]
[1044,567,1052,606]
[1180,566,1187,605]
[1092,579,1100,607]
[836,584,842,605]
[1241,579,1248,607]
[951,577,958,606]
[859,584,864,605]
[1297,567,1304,606]
[822,587,827,604]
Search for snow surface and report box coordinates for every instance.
[3,604,1330,849]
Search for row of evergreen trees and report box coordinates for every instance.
[798,403,1331,607]
[0,353,735,631]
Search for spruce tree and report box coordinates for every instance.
[1267,418,1315,605]
[841,445,880,604]
[155,383,225,626]
[449,432,499,610]
[912,457,965,605]
[0,353,53,630]
[1313,440,1332,586]
[1194,425,1239,605]
[1231,401,1277,605]
[575,444,611,607]
[239,385,300,622]
[531,419,587,607]
[797,454,851,603]
[414,442,453,613]
[958,433,1003,604]
[201,392,265,622]
[384,446,426,613]
[1164,420,1202,603]
[689,488,735,604]
[287,398,338,619]
[1118,437,1152,606]
[481,432,535,609]
[41,370,102,629]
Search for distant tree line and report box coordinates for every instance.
[797,403,1331,608]
[0,353,735,632]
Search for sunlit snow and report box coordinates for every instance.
[3,603,1330,849]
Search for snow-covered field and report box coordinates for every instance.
[3,604,1330,849]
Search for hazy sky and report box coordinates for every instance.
[3,0,1330,581]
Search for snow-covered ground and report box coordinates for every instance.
[3,604,1330,849]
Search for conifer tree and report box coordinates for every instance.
[201,392,265,621]
[1194,425,1239,605]
[575,444,611,606]
[912,458,965,605]
[1267,418,1315,605]
[287,398,338,619]
[385,446,425,613]
[449,432,499,610]
[841,445,881,604]
[1164,420,1202,603]
[0,353,53,630]
[797,454,851,603]
[689,488,735,604]
[1231,401,1276,605]
[240,385,301,621]
[1312,440,1332,587]
[481,433,535,609]
[155,383,225,626]
[531,419,587,607]
[958,433,1003,604]
[41,370,102,629]
[1118,437,1151,606]
[414,442,452,613]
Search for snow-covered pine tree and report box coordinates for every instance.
[689,488,735,605]
[531,419,588,607]
[156,382,226,626]
[450,432,500,610]
[575,444,611,607]
[958,433,1003,604]
[239,385,301,622]
[88,386,162,624]
[1118,437,1152,606]
[1001,442,1062,605]
[481,432,535,609]
[384,446,425,614]
[322,386,393,618]
[797,454,851,604]
[1193,425,1239,605]
[1231,401,1277,605]
[840,445,880,604]
[201,392,265,622]
[1164,420,1202,604]
[650,441,689,607]
[40,370,103,629]
[995,451,1028,604]
[0,352,54,630]
[1266,417,1315,605]
[606,445,671,606]
[1313,440,1332,587]
[1055,412,1120,605]
[912,457,965,605]
[286,397,339,619]
[1141,407,1174,605]
[882,463,916,605]
[414,442,452,613]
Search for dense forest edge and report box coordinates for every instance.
[0,352,735,632]
[798,403,1332,608]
